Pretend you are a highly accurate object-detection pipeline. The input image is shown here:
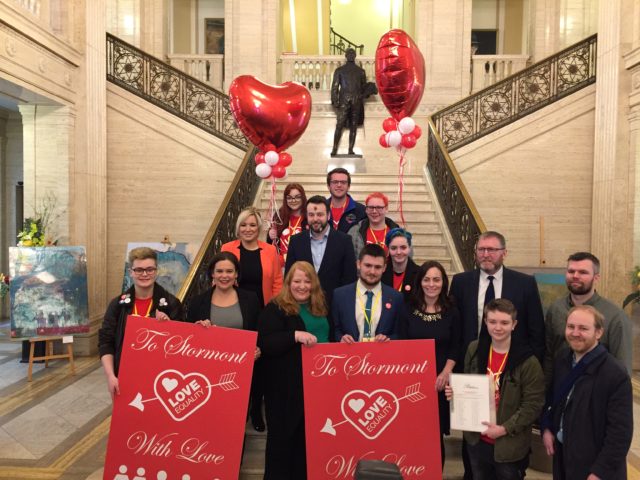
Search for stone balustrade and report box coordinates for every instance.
[166,54,224,90]
[471,54,530,93]
[280,55,375,91]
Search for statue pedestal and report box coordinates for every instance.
[327,153,366,173]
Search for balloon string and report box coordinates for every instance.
[397,149,407,227]
[267,177,280,248]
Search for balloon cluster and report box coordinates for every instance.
[254,149,292,179]
[379,116,422,150]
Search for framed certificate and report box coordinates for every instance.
[449,373,496,432]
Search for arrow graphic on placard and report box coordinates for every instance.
[320,383,426,437]
[128,372,239,412]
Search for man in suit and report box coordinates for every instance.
[333,243,406,343]
[450,231,545,363]
[285,195,357,307]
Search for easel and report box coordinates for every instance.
[27,336,75,381]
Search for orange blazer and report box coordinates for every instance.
[221,240,283,305]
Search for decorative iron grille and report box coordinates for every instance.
[177,147,261,309]
[433,34,597,151]
[427,121,486,271]
[106,33,248,150]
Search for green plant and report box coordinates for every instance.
[16,192,63,247]
[622,266,640,309]
[0,273,8,299]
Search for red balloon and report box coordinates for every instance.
[229,76,312,152]
[401,134,417,148]
[379,133,389,148]
[255,153,265,165]
[382,117,397,133]
[272,165,287,178]
[413,125,422,139]
[375,30,425,121]
[278,152,293,167]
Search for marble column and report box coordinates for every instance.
[590,0,634,301]
[72,0,108,352]
[140,0,166,58]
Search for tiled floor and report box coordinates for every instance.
[0,330,638,480]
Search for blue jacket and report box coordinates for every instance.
[327,194,366,233]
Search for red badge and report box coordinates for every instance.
[385,302,392,309]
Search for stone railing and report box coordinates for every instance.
[471,54,530,93]
[280,55,375,91]
[167,54,224,91]
[13,0,40,16]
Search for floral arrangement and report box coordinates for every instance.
[16,192,62,247]
[622,266,640,308]
[0,273,9,299]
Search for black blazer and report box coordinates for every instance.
[185,287,261,331]
[285,228,357,306]
[449,267,545,364]
[381,257,420,302]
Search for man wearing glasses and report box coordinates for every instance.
[450,231,544,480]
[450,231,545,363]
[99,247,184,400]
[326,167,366,233]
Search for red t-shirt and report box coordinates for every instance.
[331,206,345,229]
[133,297,153,317]
[481,349,508,445]
[279,215,303,262]
[392,271,406,292]
[366,228,389,255]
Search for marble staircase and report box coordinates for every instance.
[256,173,458,272]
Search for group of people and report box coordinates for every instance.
[98,167,634,480]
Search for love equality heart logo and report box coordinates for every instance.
[341,389,399,440]
[153,369,211,422]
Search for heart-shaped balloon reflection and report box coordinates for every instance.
[375,30,425,121]
[229,75,312,152]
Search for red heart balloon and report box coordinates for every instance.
[375,30,425,121]
[229,76,312,152]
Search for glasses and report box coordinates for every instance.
[366,205,386,212]
[329,180,348,186]
[286,195,302,201]
[131,267,157,275]
[476,247,505,254]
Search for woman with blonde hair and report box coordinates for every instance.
[258,261,330,479]
[221,206,282,431]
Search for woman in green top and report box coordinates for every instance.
[258,261,330,479]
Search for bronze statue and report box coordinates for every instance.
[330,48,376,156]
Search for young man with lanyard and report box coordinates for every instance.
[446,298,544,480]
[99,247,184,400]
[326,167,366,233]
[347,192,400,258]
[332,243,406,343]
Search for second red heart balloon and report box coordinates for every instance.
[375,29,425,121]
[228,75,312,152]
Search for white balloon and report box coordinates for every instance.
[386,130,402,147]
[398,117,416,134]
[265,150,279,166]
[255,163,272,178]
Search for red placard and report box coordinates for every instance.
[104,316,256,480]
[302,340,442,480]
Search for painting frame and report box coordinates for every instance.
[205,18,225,54]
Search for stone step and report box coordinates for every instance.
[260,191,433,204]
[283,173,426,185]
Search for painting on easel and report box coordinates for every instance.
[9,246,89,338]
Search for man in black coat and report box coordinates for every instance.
[285,195,357,307]
[541,305,632,480]
[450,231,545,364]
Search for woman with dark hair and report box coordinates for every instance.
[401,260,462,467]
[381,227,419,301]
[268,183,308,265]
[185,251,261,349]
[258,261,330,480]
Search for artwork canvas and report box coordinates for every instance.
[121,242,197,296]
[533,272,567,315]
[9,246,89,338]
[205,18,224,54]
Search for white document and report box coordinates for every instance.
[449,373,496,432]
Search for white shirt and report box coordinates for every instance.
[355,280,382,341]
[477,267,504,332]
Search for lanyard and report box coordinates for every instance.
[133,298,153,317]
[331,200,347,228]
[357,287,381,338]
[487,345,508,390]
[368,225,388,246]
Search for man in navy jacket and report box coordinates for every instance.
[326,167,366,232]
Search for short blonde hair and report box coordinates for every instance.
[128,247,157,265]
[274,261,328,317]
[235,207,263,237]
